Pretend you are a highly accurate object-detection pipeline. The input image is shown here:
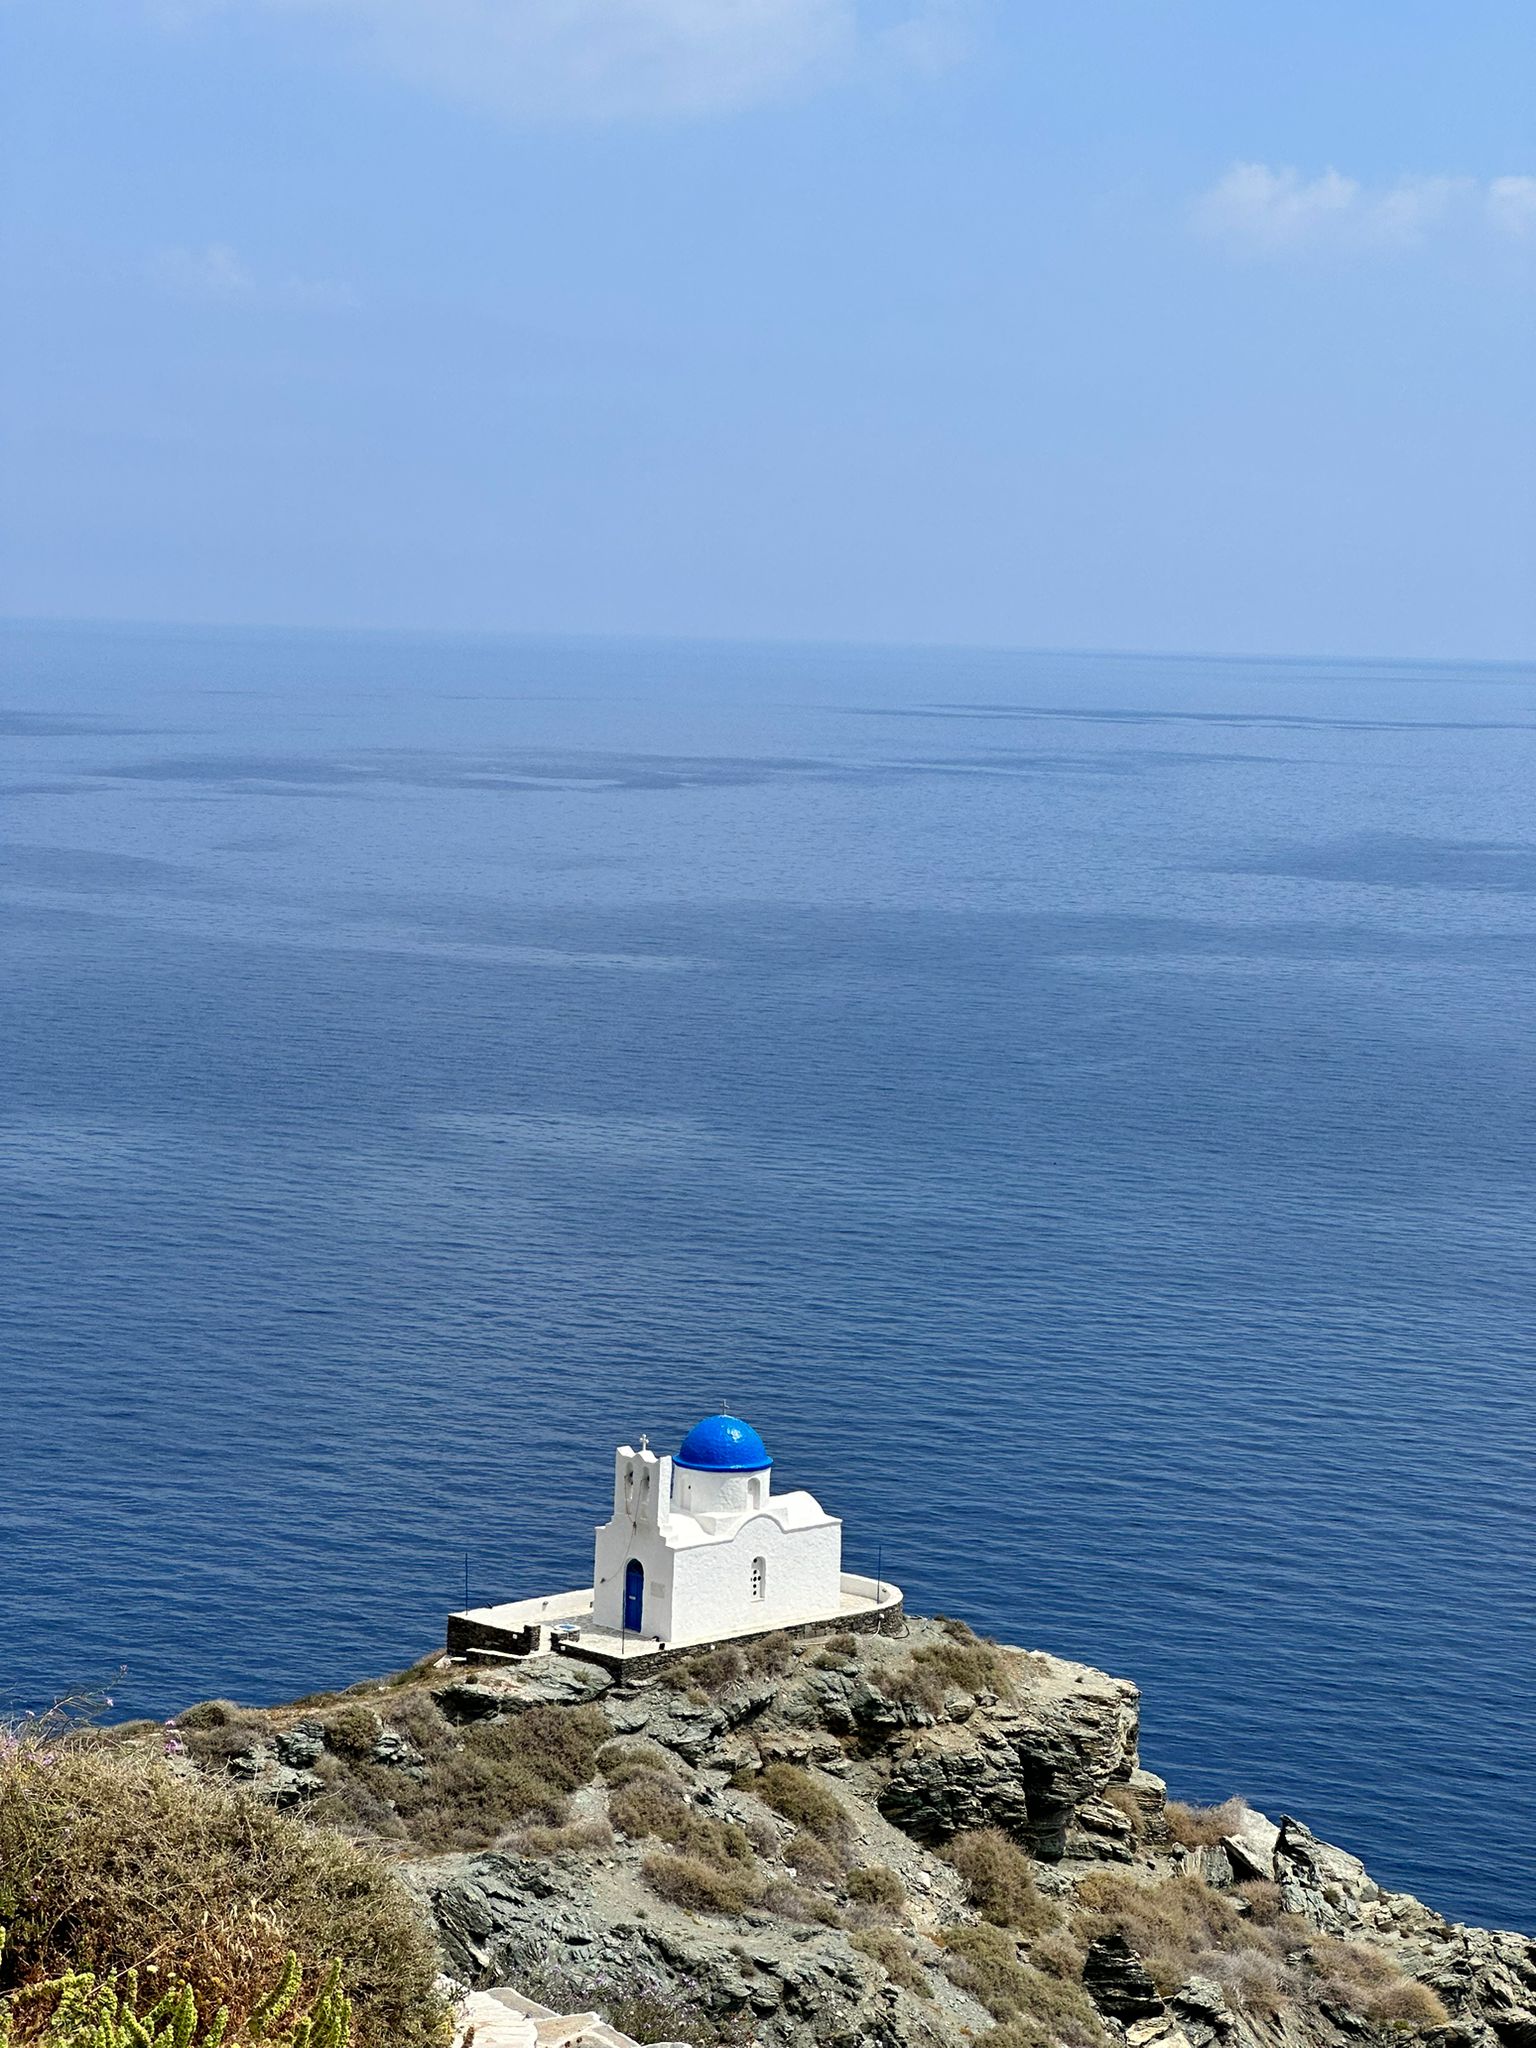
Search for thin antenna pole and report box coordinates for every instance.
[464,1552,470,1612]
[875,1542,883,1612]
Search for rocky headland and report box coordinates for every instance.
[158,1616,1535,2048]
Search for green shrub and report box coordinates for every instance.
[751,1764,849,1842]
[321,1707,379,1762]
[640,1854,761,1916]
[850,1929,930,1996]
[0,1943,355,2048]
[0,1742,445,2046]
[480,1705,609,1792]
[846,1865,906,1913]
[947,1830,1056,1935]
[390,1750,564,1851]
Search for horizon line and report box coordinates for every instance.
[2,609,1533,678]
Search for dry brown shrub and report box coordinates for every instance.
[1234,1879,1283,1924]
[483,1704,608,1791]
[1201,1947,1297,2018]
[381,1689,454,1757]
[664,1646,746,1694]
[948,1830,1057,1935]
[609,1771,753,1871]
[760,1881,843,1927]
[752,1762,850,1842]
[0,1742,445,2046]
[641,1852,762,1916]
[741,1632,794,1677]
[889,1640,1016,1714]
[1308,1937,1449,2029]
[939,1926,1103,2045]
[514,1817,614,1857]
[1074,1869,1310,2015]
[379,1705,606,1852]
[1029,1931,1086,1981]
[1099,1783,1148,1839]
[850,1928,930,1996]
[609,1770,690,1841]
[1164,1797,1248,1848]
[393,1750,567,1850]
[597,1737,678,1785]
[306,1756,409,1841]
[783,1828,842,1885]
[180,1723,267,1770]
[736,1807,780,1858]
[174,1700,244,1731]
[846,1865,906,1914]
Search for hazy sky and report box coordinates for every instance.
[3,2,1533,658]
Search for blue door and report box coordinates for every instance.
[623,1558,644,1634]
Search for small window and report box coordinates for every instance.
[750,1555,766,1601]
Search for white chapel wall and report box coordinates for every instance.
[666,1514,841,1646]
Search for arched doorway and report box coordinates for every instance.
[623,1558,644,1634]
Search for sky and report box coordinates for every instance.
[2,1,1533,660]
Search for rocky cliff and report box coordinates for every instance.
[167,1616,1535,2048]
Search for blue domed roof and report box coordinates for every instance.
[674,1414,771,1472]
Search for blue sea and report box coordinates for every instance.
[2,620,1533,1933]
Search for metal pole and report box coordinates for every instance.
[875,1542,883,1612]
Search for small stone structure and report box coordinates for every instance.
[453,1985,680,2048]
[447,1414,901,1668]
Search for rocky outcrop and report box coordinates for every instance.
[1084,1934,1166,2021]
[416,1853,925,2048]
[387,1621,1535,2048]
[876,1658,1141,1856]
[185,1616,1533,2048]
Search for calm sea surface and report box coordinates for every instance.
[2,621,1533,1932]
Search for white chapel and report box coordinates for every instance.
[447,1412,900,1663]
[592,1415,841,1647]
